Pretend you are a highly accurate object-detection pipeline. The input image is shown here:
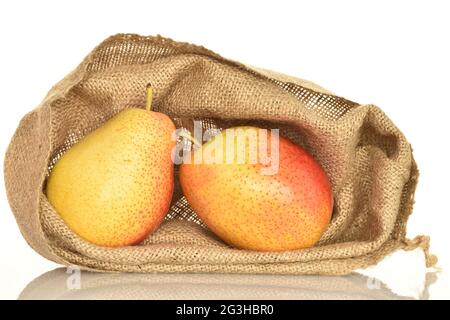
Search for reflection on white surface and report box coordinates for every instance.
[18,268,437,300]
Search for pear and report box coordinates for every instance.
[47,86,175,247]
[180,126,333,251]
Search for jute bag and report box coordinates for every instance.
[4,34,436,274]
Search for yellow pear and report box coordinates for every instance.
[46,86,175,247]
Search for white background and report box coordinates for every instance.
[0,0,449,299]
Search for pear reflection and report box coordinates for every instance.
[19,268,412,300]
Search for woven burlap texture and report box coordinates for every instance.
[4,34,434,274]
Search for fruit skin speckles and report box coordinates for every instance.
[180,126,333,251]
[46,108,176,247]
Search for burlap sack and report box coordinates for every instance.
[4,34,436,274]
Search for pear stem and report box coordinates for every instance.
[146,84,153,112]
[179,130,202,147]
[145,83,201,148]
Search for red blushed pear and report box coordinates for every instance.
[180,127,333,251]
[46,85,175,247]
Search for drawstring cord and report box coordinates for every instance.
[403,235,439,268]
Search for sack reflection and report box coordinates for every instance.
[19,268,415,300]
